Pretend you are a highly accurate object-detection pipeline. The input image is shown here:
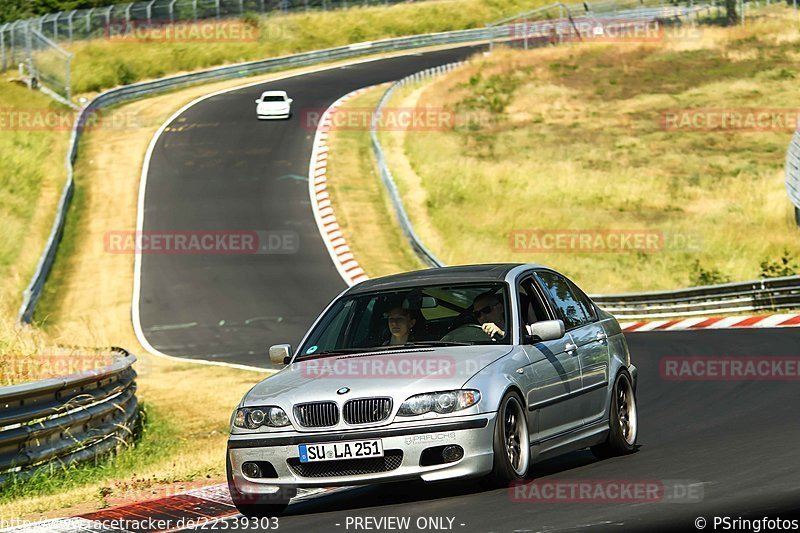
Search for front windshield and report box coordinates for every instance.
[297,283,511,358]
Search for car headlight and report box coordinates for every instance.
[233,406,292,429]
[397,390,481,416]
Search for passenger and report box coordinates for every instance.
[472,291,506,339]
[384,306,416,345]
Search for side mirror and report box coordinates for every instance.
[269,344,292,365]
[524,320,565,343]
[255,98,261,103]
[287,98,293,104]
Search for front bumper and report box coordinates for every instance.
[257,110,290,119]
[227,413,496,492]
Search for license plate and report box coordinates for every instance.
[298,439,384,463]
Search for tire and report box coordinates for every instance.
[591,371,638,458]
[484,390,531,487]
[226,455,294,517]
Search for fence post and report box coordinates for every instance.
[67,11,75,42]
[523,15,528,49]
[25,23,35,88]
[65,56,72,102]
[1,26,5,72]
[192,0,198,20]
[215,0,221,20]
[168,0,176,22]
[85,8,93,38]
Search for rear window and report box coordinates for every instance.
[261,95,285,102]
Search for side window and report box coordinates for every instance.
[517,277,551,327]
[535,271,590,330]
[569,280,597,322]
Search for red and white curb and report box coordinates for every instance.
[3,485,348,532]
[621,313,800,332]
[308,86,378,287]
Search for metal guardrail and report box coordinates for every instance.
[369,5,800,320]
[18,27,502,323]
[0,349,138,486]
[591,276,800,319]
[786,127,800,226]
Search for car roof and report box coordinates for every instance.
[345,263,542,294]
[261,90,287,96]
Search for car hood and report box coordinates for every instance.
[243,345,513,407]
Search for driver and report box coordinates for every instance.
[384,306,416,346]
[472,291,506,339]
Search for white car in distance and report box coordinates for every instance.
[255,91,293,120]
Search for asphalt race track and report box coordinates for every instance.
[191,328,800,532]
[138,45,481,368]
[138,46,800,531]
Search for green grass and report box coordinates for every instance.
[0,82,71,318]
[382,8,800,294]
[325,87,426,277]
[65,0,548,94]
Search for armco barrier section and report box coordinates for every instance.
[0,349,138,486]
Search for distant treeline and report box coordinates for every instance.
[0,0,134,24]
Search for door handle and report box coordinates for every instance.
[565,342,577,353]
[596,332,608,342]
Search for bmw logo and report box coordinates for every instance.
[337,387,350,395]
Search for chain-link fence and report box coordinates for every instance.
[0,0,418,102]
[1,0,408,50]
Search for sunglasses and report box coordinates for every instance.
[472,302,499,319]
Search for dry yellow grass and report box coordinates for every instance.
[380,9,800,294]
[325,86,425,277]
